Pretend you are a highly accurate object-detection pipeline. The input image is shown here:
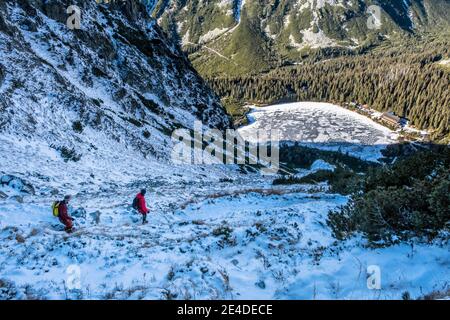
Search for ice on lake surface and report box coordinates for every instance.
[238,102,399,161]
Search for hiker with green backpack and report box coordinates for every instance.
[52,195,75,233]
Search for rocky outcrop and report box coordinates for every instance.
[0,175,35,195]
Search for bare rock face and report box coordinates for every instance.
[0,0,232,162]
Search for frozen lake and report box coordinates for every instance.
[238,102,399,161]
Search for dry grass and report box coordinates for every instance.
[15,234,26,243]
[103,283,152,300]
[28,228,40,237]
[218,268,231,292]
[179,186,310,210]
[192,220,206,225]
[419,287,450,300]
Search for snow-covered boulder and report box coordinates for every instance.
[71,207,87,219]
[0,175,35,195]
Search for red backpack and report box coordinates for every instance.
[132,196,139,210]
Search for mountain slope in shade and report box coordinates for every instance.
[0,0,231,167]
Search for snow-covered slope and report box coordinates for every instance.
[0,1,448,301]
[0,0,231,170]
[1,174,448,300]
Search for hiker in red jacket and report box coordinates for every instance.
[135,189,149,225]
[59,195,74,233]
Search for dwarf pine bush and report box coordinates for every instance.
[327,148,450,245]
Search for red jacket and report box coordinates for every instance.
[136,193,149,214]
[58,202,73,229]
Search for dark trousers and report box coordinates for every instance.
[142,214,147,224]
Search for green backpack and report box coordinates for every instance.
[52,201,60,217]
